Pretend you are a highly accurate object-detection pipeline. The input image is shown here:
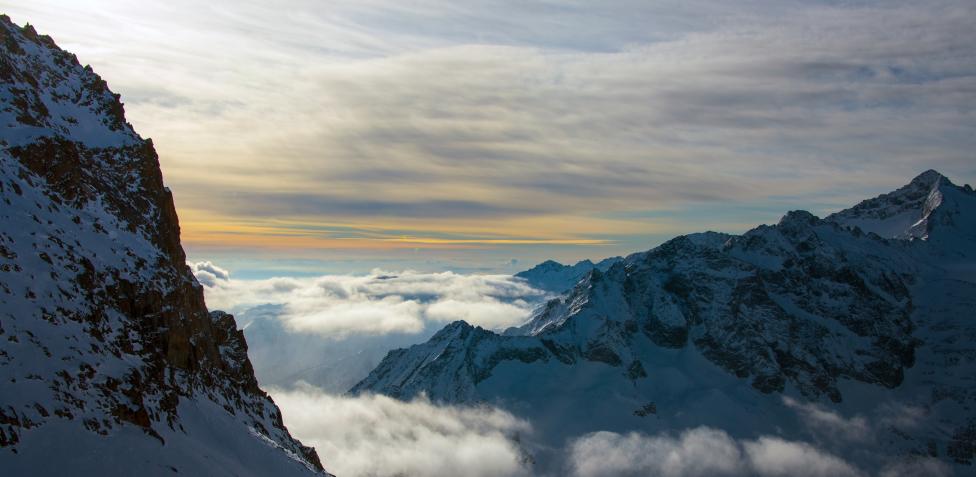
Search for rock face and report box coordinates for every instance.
[354,170,976,470]
[0,16,327,475]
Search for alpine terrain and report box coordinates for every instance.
[0,17,329,476]
[514,257,622,293]
[355,170,976,473]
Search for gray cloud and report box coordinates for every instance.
[569,428,863,477]
[7,1,975,256]
[878,458,952,477]
[782,396,871,443]
[208,194,554,220]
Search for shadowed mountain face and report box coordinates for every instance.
[0,17,328,475]
[354,170,976,471]
[514,256,622,294]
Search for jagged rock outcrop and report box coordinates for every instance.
[0,16,327,475]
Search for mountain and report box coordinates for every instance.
[827,169,975,242]
[354,171,976,472]
[0,17,329,475]
[515,256,622,293]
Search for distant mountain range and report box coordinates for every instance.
[354,169,976,472]
[0,16,329,475]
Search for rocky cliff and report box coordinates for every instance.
[0,16,327,475]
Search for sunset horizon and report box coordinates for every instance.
[2,2,974,476]
[3,1,973,278]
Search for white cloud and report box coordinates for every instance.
[269,384,531,477]
[192,265,546,337]
[283,297,427,336]
[569,428,744,477]
[189,260,231,287]
[569,428,863,477]
[743,437,863,477]
[782,396,871,442]
[425,298,533,330]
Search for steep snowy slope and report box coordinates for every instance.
[827,170,974,241]
[354,171,976,471]
[0,17,328,475]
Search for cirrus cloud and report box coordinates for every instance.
[8,1,974,263]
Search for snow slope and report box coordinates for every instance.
[355,171,976,473]
[0,16,328,475]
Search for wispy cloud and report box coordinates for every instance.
[782,396,871,443]
[6,1,975,269]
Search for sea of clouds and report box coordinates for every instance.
[191,262,950,477]
[191,260,547,337]
[190,261,550,392]
[268,385,949,477]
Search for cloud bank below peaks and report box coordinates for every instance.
[269,387,949,477]
[190,262,546,337]
[569,428,864,477]
[269,385,532,477]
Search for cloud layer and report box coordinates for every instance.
[6,1,974,269]
[269,385,531,477]
[568,428,863,477]
[193,262,545,336]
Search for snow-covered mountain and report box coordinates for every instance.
[827,169,974,241]
[515,257,622,293]
[0,17,328,475]
[354,170,976,472]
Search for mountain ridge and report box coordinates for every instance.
[353,169,976,471]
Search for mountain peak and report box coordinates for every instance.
[436,320,475,335]
[909,169,946,187]
[778,210,819,227]
[825,170,972,241]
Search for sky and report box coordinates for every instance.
[3,0,974,277]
